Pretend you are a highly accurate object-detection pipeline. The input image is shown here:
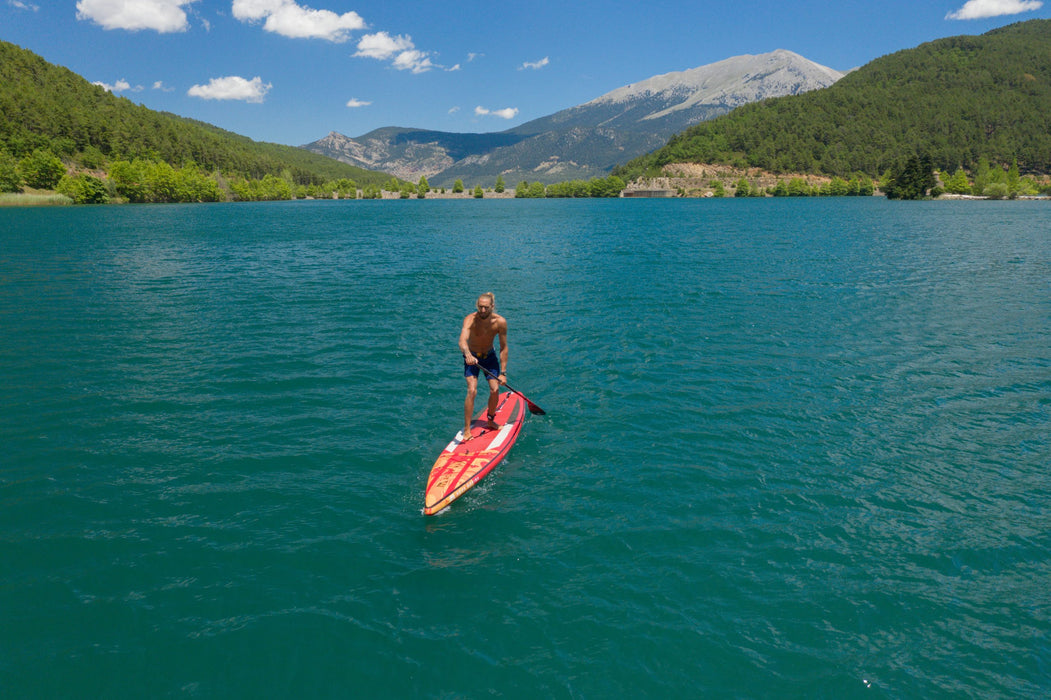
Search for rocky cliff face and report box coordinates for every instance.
[314,130,457,181]
[303,50,843,187]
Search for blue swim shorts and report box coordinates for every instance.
[464,348,500,380]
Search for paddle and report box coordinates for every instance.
[479,365,546,415]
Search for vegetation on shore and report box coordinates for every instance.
[0,147,399,204]
[615,20,1051,198]
[929,157,1047,198]
[0,40,394,203]
[514,176,626,198]
[641,158,1049,199]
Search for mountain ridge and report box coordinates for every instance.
[586,49,844,120]
[302,50,843,187]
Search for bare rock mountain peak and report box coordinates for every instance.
[303,50,843,187]
[597,50,840,102]
[594,50,843,120]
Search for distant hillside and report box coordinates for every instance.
[303,50,843,187]
[617,20,1051,180]
[0,40,390,186]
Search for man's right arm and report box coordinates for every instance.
[459,315,476,364]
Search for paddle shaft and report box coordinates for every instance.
[478,365,546,415]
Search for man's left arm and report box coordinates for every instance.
[498,320,509,384]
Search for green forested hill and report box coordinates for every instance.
[0,40,389,186]
[616,20,1051,180]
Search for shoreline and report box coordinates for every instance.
[3,189,1049,208]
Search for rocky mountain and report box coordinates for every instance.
[302,50,843,187]
[619,19,1051,180]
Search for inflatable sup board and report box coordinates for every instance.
[424,391,526,515]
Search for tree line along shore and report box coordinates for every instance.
[3,147,1049,207]
[0,149,632,204]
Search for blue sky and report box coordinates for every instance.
[3,0,1049,146]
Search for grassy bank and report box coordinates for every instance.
[0,192,73,207]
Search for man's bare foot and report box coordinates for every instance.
[486,414,499,430]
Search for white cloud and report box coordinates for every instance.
[230,0,282,19]
[946,0,1042,19]
[346,98,371,108]
[355,31,434,73]
[232,3,436,69]
[76,0,197,33]
[354,31,410,59]
[232,0,364,42]
[188,76,271,103]
[448,106,461,114]
[393,49,434,73]
[8,0,40,11]
[152,80,175,92]
[93,78,138,92]
[475,106,519,120]
[520,56,550,70]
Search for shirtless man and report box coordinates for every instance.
[458,292,508,439]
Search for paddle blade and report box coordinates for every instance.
[526,400,546,416]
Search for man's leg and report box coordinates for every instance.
[463,375,478,437]
[486,377,500,428]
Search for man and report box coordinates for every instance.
[459,292,508,439]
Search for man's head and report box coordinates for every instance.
[476,292,495,318]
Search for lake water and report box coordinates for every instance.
[2,198,1049,698]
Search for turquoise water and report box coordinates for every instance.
[2,198,1049,697]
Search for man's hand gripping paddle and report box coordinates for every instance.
[480,365,546,415]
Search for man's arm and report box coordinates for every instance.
[459,314,477,365]
[497,319,508,380]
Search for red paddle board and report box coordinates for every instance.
[424,391,527,515]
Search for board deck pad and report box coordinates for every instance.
[424,392,527,515]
